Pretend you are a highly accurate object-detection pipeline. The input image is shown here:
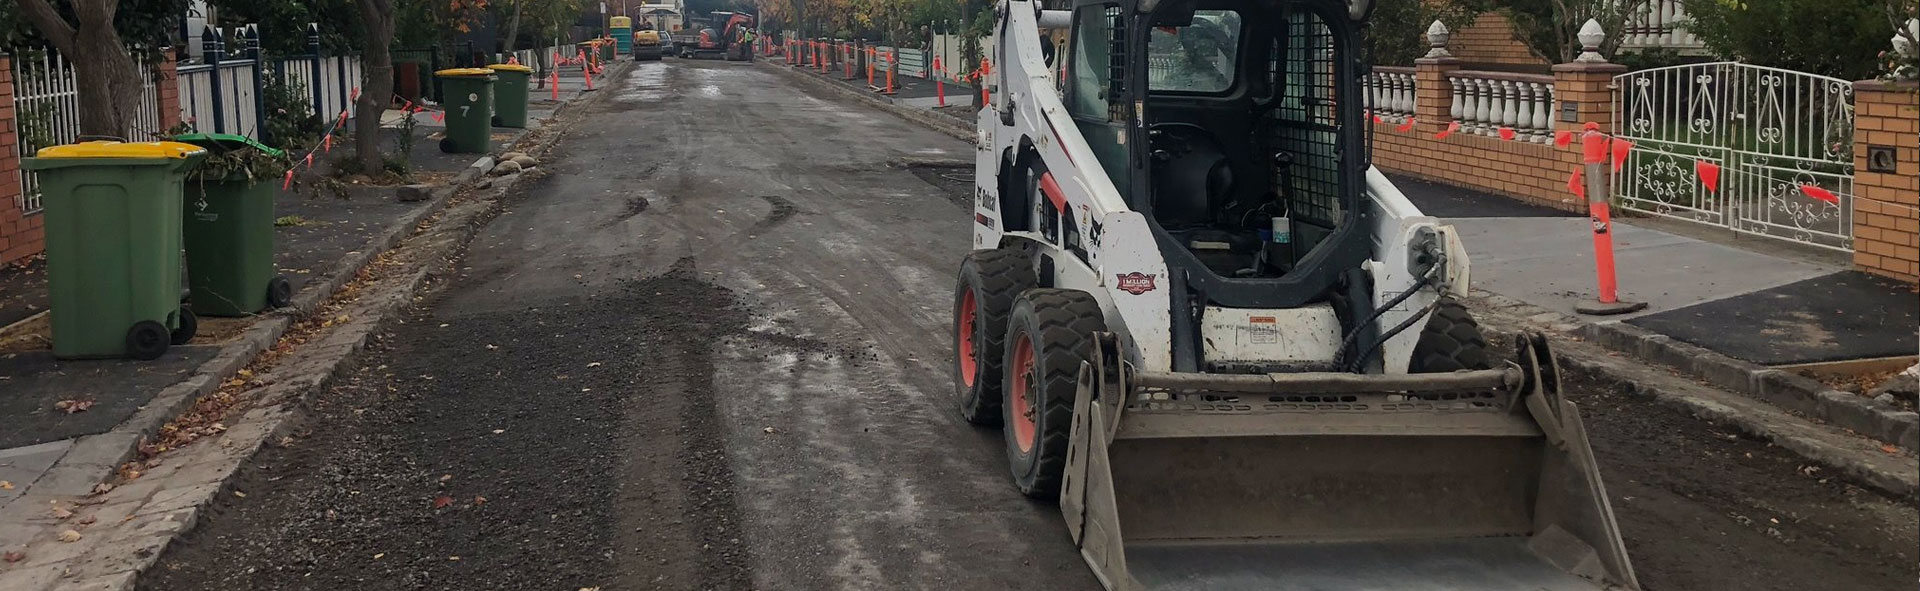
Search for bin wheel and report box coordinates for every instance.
[171,307,198,346]
[491,115,503,127]
[127,321,170,361]
[439,137,456,153]
[266,275,294,309]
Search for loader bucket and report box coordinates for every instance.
[1059,333,1638,591]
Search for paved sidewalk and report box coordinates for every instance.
[1391,175,1917,366]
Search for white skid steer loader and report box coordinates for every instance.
[948,0,1642,589]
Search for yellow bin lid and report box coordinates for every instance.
[35,140,206,159]
[435,67,496,77]
[486,63,534,73]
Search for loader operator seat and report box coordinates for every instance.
[1148,123,1235,227]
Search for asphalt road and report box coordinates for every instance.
[143,60,1915,591]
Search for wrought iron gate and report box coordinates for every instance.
[1612,62,1855,251]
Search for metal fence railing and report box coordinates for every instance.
[9,50,163,214]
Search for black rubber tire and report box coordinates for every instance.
[266,275,294,309]
[439,137,456,153]
[1002,288,1105,501]
[171,307,198,346]
[952,249,1036,426]
[126,321,170,361]
[1408,297,1494,372]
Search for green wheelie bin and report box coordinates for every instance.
[173,133,293,317]
[21,141,207,360]
[486,63,533,128]
[436,68,496,153]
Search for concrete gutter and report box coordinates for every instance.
[1472,292,1919,499]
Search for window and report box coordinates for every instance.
[1147,10,1242,93]
[1067,6,1119,120]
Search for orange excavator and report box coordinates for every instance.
[683,12,755,61]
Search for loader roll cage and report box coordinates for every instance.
[1068,0,1370,310]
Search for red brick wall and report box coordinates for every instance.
[0,53,43,265]
[156,50,181,131]
[1450,13,1548,69]
[1850,81,1920,283]
[1370,59,1623,214]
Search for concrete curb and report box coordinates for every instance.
[1576,320,1918,450]
[1470,293,1918,498]
[0,77,611,590]
[756,60,974,142]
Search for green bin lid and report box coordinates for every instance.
[171,133,287,158]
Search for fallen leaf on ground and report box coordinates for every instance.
[0,481,12,490]
[91,483,114,495]
[491,429,505,434]
[473,495,487,506]
[448,556,461,561]
[1882,444,1900,454]
[433,495,453,509]
[53,399,94,413]
[587,362,602,368]
[373,553,385,560]
[49,506,72,520]
[2,551,23,563]
[439,474,453,483]
[763,427,776,434]
[56,530,81,543]
[76,515,96,526]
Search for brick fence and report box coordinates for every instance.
[1850,80,1920,282]
[0,51,181,266]
[1370,46,1920,283]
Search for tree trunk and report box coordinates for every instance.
[356,0,397,173]
[17,0,142,139]
[507,1,526,52]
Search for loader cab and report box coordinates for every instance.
[1065,0,1370,310]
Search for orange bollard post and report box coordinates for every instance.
[867,46,877,86]
[1574,123,1646,316]
[884,50,896,94]
[580,50,593,90]
[933,56,945,107]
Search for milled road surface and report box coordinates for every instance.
[144,60,1914,591]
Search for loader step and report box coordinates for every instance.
[1113,411,1544,439]
[1126,538,1608,591]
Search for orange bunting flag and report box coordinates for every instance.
[350,87,360,101]
[1434,121,1461,140]
[1498,127,1516,141]
[304,153,314,168]
[400,100,413,113]
[1798,184,1840,204]
[1609,138,1633,173]
[1554,130,1573,147]
[323,134,332,152]
[1694,161,1721,193]
[283,170,294,190]
[1568,168,1586,200]
[1395,118,1416,133]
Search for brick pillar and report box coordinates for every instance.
[1549,61,1626,135]
[154,48,181,130]
[1413,56,1459,134]
[0,51,36,265]
[1850,79,1920,283]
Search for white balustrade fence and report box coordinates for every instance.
[1618,0,1707,54]
[1363,67,1416,122]
[10,50,163,214]
[1447,71,1555,143]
